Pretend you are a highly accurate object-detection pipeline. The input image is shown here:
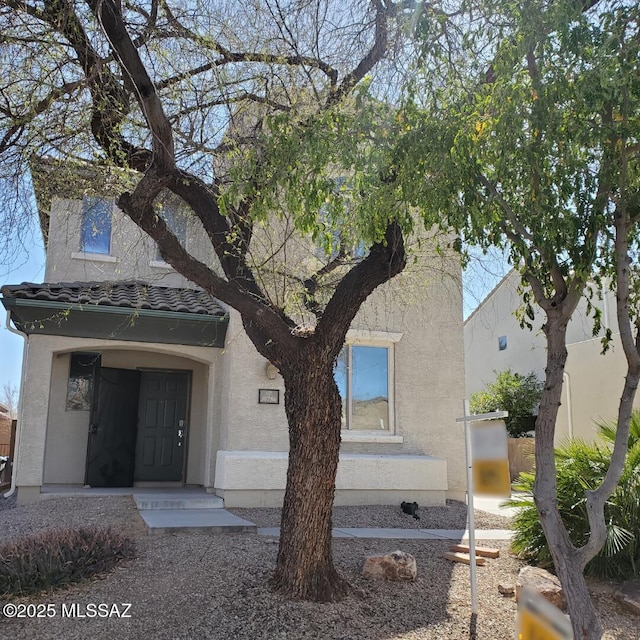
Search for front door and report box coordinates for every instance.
[85,367,140,487]
[134,371,189,482]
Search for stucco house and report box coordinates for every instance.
[1,169,466,507]
[465,269,637,442]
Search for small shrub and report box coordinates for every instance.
[0,526,135,597]
[470,369,542,437]
[507,411,640,580]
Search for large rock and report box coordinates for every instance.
[615,580,640,616]
[515,566,567,611]
[362,550,417,582]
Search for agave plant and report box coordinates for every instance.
[506,410,640,580]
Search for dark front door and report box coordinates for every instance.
[134,371,189,482]
[85,367,140,487]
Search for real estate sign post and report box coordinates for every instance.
[456,404,509,615]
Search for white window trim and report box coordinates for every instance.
[339,331,403,441]
[341,432,404,444]
[149,259,175,270]
[346,329,403,344]
[71,251,118,264]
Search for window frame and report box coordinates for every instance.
[153,195,188,263]
[337,330,402,436]
[79,196,113,255]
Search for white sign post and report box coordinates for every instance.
[455,401,508,615]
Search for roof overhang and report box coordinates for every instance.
[2,298,228,348]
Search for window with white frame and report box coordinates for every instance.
[334,342,394,431]
[154,196,187,260]
[80,196,113,254]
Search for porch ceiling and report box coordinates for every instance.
[1,281,228,348]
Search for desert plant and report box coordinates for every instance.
[0,526,135,596]
[507,411,640,580]
[470,370,542,437]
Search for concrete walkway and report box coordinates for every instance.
[257,527,513,540]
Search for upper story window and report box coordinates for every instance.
[80,196,113,255]
[335,344,391,431]
[316,178,368,261]
[155,198,188,260]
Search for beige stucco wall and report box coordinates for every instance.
[465,271,547,397]
[557,334,640,443]
[215,451,448,507]
[465,270,620,441]
[44,196,220,287]
[15,334,222,501]
[15,194,467,505]
[212,240,467,502]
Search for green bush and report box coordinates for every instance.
[470,369,542,437]
[507,411,640,580]
[0,526,136,597]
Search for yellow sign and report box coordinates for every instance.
[470,419,511,497]
[518,609,564,640]
[472,458,511,497]
[517,588,573,640]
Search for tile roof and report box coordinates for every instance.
[0,281,227,317]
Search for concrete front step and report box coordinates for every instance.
[133,492,224,510]
[138,509,257,535]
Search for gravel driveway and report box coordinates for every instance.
[0,495,636,639]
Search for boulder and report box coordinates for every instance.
[498,583,515,597]
[615,580,640,617]
[362,550,417,582]
[515,566,567,611]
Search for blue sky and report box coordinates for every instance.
[0,227,46,394]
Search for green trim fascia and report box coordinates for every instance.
[2,297,228,324]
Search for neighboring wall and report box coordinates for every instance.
[0,412,12,449]
[558,334,640,441]
[465,269,627,442]
[464,271,546,397]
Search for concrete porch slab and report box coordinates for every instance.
[40,485,211,498]
[133,492,224,510]
[139,508,256,535]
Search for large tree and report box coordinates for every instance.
[393,0,640,636]
[0,0,442,601]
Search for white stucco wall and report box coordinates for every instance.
[465,271,547,397]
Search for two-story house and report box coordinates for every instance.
[1,164,466,507]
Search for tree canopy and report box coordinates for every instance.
[392,1,640,636]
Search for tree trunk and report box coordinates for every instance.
[270,356,351,601]
[534,315,603,639]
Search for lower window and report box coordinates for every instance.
[335,344,391,430]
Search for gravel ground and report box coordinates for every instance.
[0,495,636,640]
[230,500,512,530]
